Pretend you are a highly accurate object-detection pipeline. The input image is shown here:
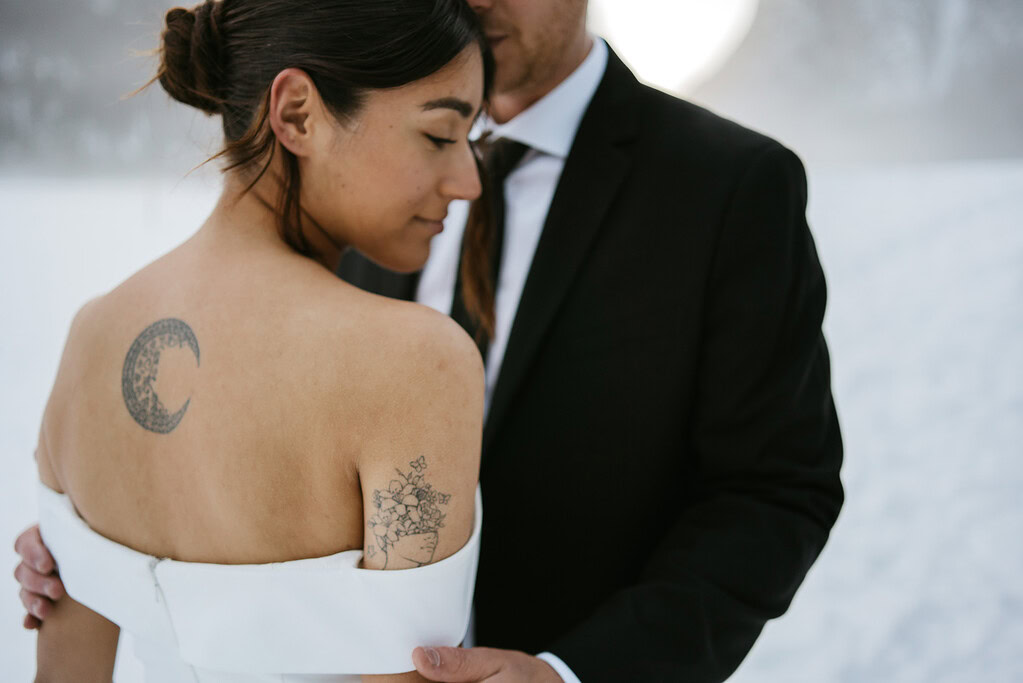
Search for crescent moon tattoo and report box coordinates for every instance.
[121,318,200,434]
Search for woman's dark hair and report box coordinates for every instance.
[154,0,500,338]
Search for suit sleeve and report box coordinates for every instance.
[548,143,845,682]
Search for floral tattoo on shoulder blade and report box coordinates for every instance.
[367,456,452,569]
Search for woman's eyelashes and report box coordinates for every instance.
[425,134,457,149]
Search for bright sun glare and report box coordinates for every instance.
[588,0,760,94]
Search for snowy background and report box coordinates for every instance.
[2,0,1022,680]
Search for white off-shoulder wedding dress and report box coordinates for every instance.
[37,482,482,682]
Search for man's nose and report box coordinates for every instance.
[466,0,493,13]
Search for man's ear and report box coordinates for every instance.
[268,68,320,157]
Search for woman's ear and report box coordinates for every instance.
[268,68,321,157]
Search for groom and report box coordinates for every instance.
[345,1,844,681]
[16,1,844,681]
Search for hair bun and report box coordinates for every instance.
[158,1,228,115]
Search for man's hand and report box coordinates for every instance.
[412,646,563,682]
[13,524,64,629]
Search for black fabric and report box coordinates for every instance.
[339,46,844,683]
[448,137,530,359]
[335,250,419,302]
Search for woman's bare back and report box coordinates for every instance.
[38,226,484,568]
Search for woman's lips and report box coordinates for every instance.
[415,217,445,232]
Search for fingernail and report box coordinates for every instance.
[424,646,441,667]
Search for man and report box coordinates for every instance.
[16,1,843,681]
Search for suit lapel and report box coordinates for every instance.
[483,49,641,453]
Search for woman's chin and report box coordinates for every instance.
[390,247,431,274]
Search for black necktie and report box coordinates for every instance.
[449,136,530,361]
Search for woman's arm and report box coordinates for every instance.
[35,441,120,682]
[357,312,485,683]
[34,300,120,681]
[35,596,119,683]
[13,302,103,631]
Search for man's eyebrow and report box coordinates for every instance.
[421,97,477,119]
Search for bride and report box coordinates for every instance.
[32,0,494,680]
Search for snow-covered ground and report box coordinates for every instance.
[2,161,1021,680]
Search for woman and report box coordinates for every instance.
[32,0,495,680]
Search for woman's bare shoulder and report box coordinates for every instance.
[315,282,484,393]
[48,295,107,388]
[379,299,484,384]
[309,285,485,448]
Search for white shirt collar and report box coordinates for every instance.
[474,36,609,158]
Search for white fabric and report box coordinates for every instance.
[416,37,610,417]
[537,651,582,683]
[37,482,482,682]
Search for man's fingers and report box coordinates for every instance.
[19,588,55,621]
[413,646,504,682]
[14,525,54,574]
[14,561,64,600]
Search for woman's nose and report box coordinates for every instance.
[441,145,483,201]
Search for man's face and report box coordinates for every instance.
[470,0,589,96]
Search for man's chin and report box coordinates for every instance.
[489,53,537,98]
[492,70,532,97]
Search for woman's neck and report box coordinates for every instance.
[200,170,347,272]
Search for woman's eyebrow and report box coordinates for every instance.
[420,97,477,119]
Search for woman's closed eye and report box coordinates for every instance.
[425,134,457,149]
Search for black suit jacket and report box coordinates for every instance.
[337,47,843,683]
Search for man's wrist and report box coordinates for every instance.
[536,651,580,683]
